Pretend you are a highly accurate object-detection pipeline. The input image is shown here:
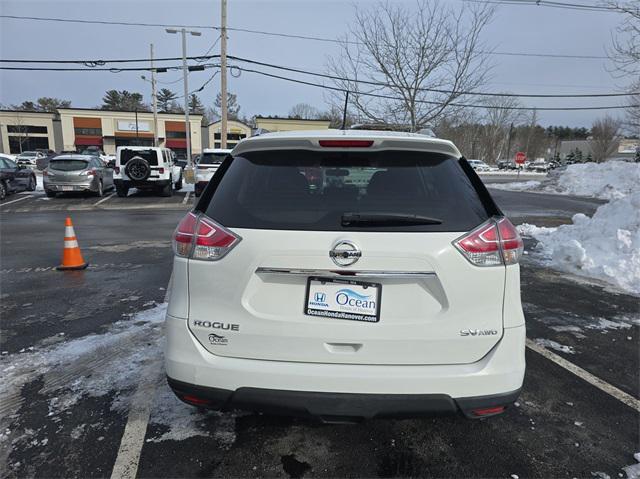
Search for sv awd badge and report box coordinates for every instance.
[460,329,499,337]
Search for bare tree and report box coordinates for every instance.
[289,103,321,119]
[607,0,640,134]
[477,97,524,164]
[589,116,621,162]
[327,1,494,131]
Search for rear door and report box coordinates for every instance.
[188,149,505,366]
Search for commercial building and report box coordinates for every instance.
[58,108,203,158]
[0,110,59,154]
[206,119,252,149]
[254,116,331,132]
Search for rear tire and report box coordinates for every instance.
[0,181,6,201]
[45,190,57,198]
[116,184,129,197]
[95,180,104,197]
[160,181,172,197]
[27,175,36,191]
[174,175,183,191]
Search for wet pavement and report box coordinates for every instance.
[0,188,638,479]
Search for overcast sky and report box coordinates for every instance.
[0,0,631,127]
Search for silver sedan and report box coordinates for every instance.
[44,155,114,197]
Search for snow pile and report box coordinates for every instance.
[488,180,541,192]
[518,192,640,295]
[623,452,640,479]
[543,161,639,200]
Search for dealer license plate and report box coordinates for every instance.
[305,277,381,323]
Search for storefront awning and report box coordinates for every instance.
[75,137,103,146]
[166,139,187,148]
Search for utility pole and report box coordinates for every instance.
[150,43,159,147]
[166,27,201,182]
[220,0,228,149]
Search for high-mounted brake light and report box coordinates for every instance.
[319,140,374,148]
[453,217,523,267]
[173,212,241,261]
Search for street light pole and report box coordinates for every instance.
[180,28,192,165]
[150,43,159,147]
[166,27,201,182]
[220,0,228,149]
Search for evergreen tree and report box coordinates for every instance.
[157,89,178,112]
[188,94,204,114]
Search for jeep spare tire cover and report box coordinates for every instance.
[125,156,151,181]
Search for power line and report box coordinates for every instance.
[0,14,611,60]
[459,0,618,11]
[227,56,637,98]
[0,54,633,98]
[0,63,218,72]
[231,64,636,111]
[0,55,218,64]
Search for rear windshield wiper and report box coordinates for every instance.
[341,212,443,227]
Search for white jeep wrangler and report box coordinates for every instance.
[114,146,183,197]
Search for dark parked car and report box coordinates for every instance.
[0,156,37,200]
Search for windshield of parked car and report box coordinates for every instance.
[199,152,228,165]
[18,152,37,158]
[49,159,89,171]
[201,150,490,232]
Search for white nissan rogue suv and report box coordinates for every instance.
[165,130,526,421]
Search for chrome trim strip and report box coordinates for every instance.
[255,267,436,279]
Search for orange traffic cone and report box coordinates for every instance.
[57,217,88,271]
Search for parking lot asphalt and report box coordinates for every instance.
[0,187,638,479]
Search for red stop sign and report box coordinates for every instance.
[515,152,526,165]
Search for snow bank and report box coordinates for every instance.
[518,192,640,295]
[543,161,639,200]
[488,180,541,192]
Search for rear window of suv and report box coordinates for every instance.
[201,150,490,232]
[49,159,89,171]
[199,152,227,165]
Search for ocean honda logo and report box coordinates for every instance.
[336,288,376,309]
[459,329,499,337]
[329,240,361,267]
[208,333,228,345]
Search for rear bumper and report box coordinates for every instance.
[165,314,525,418]
[167,376,521,420]
[44,179,96,192]
[114,178,170,189]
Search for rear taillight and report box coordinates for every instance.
[472,406,505,417]
[173,212,241,261]
[81,168,97,176]
[453,217,523,267]
[158,167,165,174]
